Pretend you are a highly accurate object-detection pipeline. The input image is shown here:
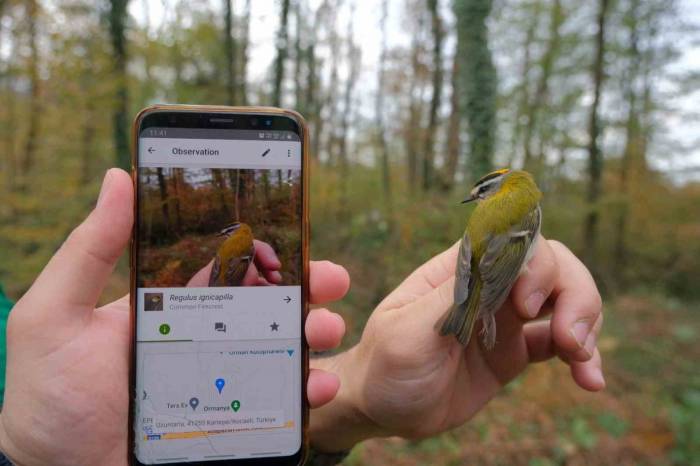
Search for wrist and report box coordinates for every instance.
[309,345,382,452]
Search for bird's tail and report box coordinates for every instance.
[438,279,482,346]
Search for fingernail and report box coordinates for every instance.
[570,320,590,348]
[524,290,546,318]
[583,332,597,358]
[97,169,113,208]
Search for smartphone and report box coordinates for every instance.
[130,105,309,465]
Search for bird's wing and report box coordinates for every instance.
[453,233,472,306]
[438,233,478,343]
[225,243,256,286]
[208,255,221,287]
[478,205,541,327]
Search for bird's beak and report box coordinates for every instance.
[461,195,477,204]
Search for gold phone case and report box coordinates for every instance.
[128,104,310,465]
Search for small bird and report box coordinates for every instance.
[208,222,256,286]
[439,168,542,349]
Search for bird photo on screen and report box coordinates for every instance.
[208,222,256,286]
[439,168,542,349]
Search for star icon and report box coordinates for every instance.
[270,321,279,331]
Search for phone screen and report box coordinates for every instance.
[133,111,305,465]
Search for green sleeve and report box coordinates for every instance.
[0,284,13,406]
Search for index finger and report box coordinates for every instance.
[548,240,603,358]
[254,240,282,271]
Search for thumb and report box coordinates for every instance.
[18,168,134,324]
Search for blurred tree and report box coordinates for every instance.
[238,0,251,105]
[156,167,171,234]
[526,0,563,175]
[455,0,496,180]
[582,0,610,274]
[375,0,393,212]
[405,1,427,192]
[441,53,460,190]
[272,0,291,107]
[19,0,40,187]
[108,0,129,169]
[422,0,444,191]
[223,0,238,105]
[337,3,360,215]
[515,1,538,171]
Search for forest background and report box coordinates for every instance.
[137,167,302,287]
[1,0,699,464]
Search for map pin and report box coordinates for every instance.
[215,378,225,394]
[189,397,199,411]
[231,400,241,412]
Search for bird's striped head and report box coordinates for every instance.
[463,168,511,203]
[218,222,242,238]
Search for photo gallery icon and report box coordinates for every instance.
[144,292,164,311]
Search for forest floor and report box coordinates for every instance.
[341,293,700,466]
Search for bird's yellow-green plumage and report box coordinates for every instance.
[439,169,542,349]
[468,171,541,258]
[208,222,255,287]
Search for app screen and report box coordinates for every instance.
[134,125,302,464]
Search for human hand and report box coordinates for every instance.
[187,239,284,286]
[310,237,603,451]
[0,169,350,466]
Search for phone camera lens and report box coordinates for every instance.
[265,119,272,127]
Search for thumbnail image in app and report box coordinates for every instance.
[137,167,301,288]
[144,292,164,311]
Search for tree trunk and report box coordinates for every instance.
[519,3,539,171]
[454,0,496,180]
[375,0,393,212]
[226,169,241,221]
[442,54,460,191]
[20,0,41,183]
[307,1,329,159]
[422,0,444,191]
[582,0,610,274]
[212,169,231,219]
[293,1,304,113]
[238,0,251,105]
[108,0,130,169]
[223,0,237,106]
[323,6,341,163]
[272,0,291,107]
[156,168,171,234]
[338,6,359,216]
[171,168,184,235]
[406,14,425,193]
[529,0,563,174]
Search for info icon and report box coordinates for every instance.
[144,292,164,311]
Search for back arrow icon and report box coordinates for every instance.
[147,147,155,154]
[283,296,291,303]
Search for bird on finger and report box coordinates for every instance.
[438,168,542,349]
[208,222,256,286]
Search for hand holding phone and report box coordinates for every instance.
[0,169,348,466]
